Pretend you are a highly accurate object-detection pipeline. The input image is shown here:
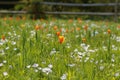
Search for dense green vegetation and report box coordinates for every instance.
[0,17,120,80]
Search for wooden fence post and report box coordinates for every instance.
[114,0,118,22]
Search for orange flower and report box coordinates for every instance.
[59,36,65,44]
[9,17,13,20]
[84,25,88,31]
[82,38,86,43]
[76,27,80,31]
[1,35,5,40]
[16,16,20,20]
[77,18,82,24]
[54,26,58,30]
[35,25,40,31]
[68,19,73,23]
[117,25,120,29]
[56,32,60,37]
[3,17,7,21]
[107,29,111,34]
[77,18,81,21]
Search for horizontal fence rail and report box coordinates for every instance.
[40,2,120,7]
[0,11,120,16]
[0,1,120,6]
[0,11,27,14]
[0,1,119,21]
[0,1,26,5]
[45,12,120,16]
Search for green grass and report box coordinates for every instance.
[0,17,120,80]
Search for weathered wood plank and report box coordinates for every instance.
[0,11,119,16]
[0,1,120,7]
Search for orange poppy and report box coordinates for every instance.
[3,17,7,21]
[84,25,88,31]
[35,25,40,31]
[56,32,60,37]
[16,16,20,20]
[53,26,58,30]
[107,29,111,34]
[77,18,82,24]
[76,27,80,31]
[117,25,120,29]
[68,19,73,23]
[1,35,5,40]
[59,36,65,44]
[9,17,13,20]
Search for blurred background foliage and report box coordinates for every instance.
[0,0,120,19]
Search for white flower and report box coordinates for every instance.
[0,63,3,67]
[42,67,52,75]
[17,53,21,56]
[85,57,89,61]
[6,47,9,50]
[88,49,96,53]
[95,61,98,64]
[74,49,78,52]
[112,64,115,67]
[32,63,39,68]
[68,64,75,67]
[26,65,31,68]
[111,58,115,62]
[75,35,79,38]
[3,60,7,64]
[42,61,46,64]
[8,32,11,35]
[38,67,42,70]
[61,28,66,33]
[14,48,17,51]
[34,69,38,72]
[99,66,104,71]
[48,64,53,68]
[9,65,12,69]
[3,72,8,76]
[103,46,107,51]
[11,41,16,45]
[0,41,4,45]
[50,50,56,55]
[47,34,52,37]
[116,37,120,42]
[115,72,119,77]
[30,30,36,37]
[80,44,90,51]
[100,60,103,63]
[60,74,67,80]
[66,45,70,48]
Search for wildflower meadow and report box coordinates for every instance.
[0,17,120,80]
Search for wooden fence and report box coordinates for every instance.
[0,1,120,21]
